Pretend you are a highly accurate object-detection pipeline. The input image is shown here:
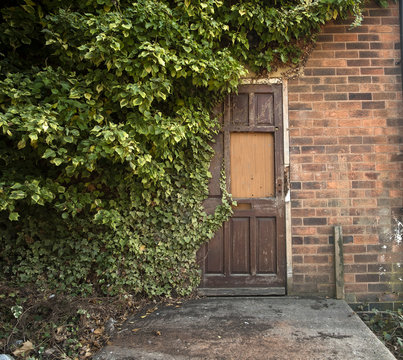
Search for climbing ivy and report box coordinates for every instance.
[0,0,363,296]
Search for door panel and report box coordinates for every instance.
[230,132,274,198]
[231,94,249,125]
[256,217,276,274]
[230,217,250,274]
[255,93,274,125]
[199,84,285,294]
[205,227,224,274]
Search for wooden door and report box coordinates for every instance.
[198,84,286,296]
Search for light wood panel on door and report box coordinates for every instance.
[230,132,274,198]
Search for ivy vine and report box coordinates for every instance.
[0,0,363,296]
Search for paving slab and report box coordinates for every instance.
[94,297,396,360]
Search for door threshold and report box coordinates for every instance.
[198,287,286,296]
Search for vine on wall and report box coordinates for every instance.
[0,0,363,296]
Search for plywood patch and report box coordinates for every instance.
[230,133,274,198]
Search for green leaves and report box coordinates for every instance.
[43,149,56,159]
[0,0,363,297]
[8,212,19,221]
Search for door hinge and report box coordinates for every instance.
[276,167,290,197]
[276,177,283,195]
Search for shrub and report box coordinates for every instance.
[0,0,363,296]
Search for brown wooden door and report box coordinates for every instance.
[199,84,286,295]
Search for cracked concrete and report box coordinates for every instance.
[93,297,396,360]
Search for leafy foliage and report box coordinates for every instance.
[0,0,363,296]
[360,309,403,358]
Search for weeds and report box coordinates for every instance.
[360,308,403,359]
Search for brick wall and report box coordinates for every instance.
[288,1,403,306]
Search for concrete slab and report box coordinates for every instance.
[94,297,396,360]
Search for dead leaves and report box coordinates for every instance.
[139,306,158,319]
[93,327,104,335]
[12,341,34,357]
[2,283,191,360]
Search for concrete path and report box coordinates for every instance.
[94,297,396,360]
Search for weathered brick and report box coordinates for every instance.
[299,93,324,101]
[371,58,395,66]
[370,42,395,49]
[312,68,336,76]
[292,236,303,245]
[321,42,346,50]
[335,50,359,58]
[339,136,363,144]
[344,245,367,254]
[356,274,380,282]
[348,75,372,83]
[289,5,402,301]
[304,255,329,264]
[360,67,384,75]
[293,246,317,254]
[334,34,357,41]
[303,217,327,225]
[303,236,329,245]
[305,274,330,283]
[348,92,372,100]
[384,67,401,75]
[324,93,347,101]
[345,264,367,273]
[336,68,360,76]
[354,254,378,263]
[347,59,371,67]
[346,42,370,50]
[368,8,392,16]
[358,34,380,41]
[359,50,380,58]
[345,284,368,293]
[301,146,326,154]
[289,103,313,111]
[312,85,336,92]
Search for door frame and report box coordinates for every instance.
[198,79,293,295]
[282,79,293,295]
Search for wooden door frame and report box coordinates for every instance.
[235,79,293,295]
[282,79,293,295]
[198,80,293,295]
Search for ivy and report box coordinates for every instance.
[0,0,363,296]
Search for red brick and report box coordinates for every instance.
[334,34,358,41]
[308,59,347,67]
[310,51,335,59]
[368,25,394,33]
[345,284,368,292]
[360,67,384,75]
[304,255,329,264]
[321,43,346,50]
[292,246,317,254]
[293,265,317,274]
[335,50,359,58]
[289,6,402,300]
[335,84,360,92]
[299,93,324,101]
[337,68,360,76]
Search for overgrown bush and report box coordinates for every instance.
[0,0,363,296]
